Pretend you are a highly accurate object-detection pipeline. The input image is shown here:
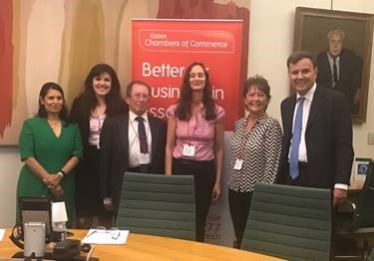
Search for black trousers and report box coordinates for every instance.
[228,189,253,248]
[172,158,215,242]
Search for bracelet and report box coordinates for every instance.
[58,170,66,178]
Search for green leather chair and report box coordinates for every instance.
[116,172,196,240]
[368,248,374,261]
[241,183,332,261]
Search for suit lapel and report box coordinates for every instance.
[339,50,347,80]
[121,114,129,160]
[286,96,297,138]
[148,115,158,162]
[307,86,324,128]
[324,53,333,81]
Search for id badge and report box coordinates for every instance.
[182,144,195,157]
[140,153,150,164]
[234,159,243,170]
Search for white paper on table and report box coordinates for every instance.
[82,229,129,245]
[0,228,5,242]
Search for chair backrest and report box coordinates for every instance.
[356,161,374,228]
[241,183,332,261]
[368,247,374,261]
[116,172,196,240]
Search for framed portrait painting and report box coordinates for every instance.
[293,7,374,124]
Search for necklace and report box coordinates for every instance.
[48,119,60,129]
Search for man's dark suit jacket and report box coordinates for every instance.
[99,113,166,212]
[277,85,354,189]
[316,49,362,111]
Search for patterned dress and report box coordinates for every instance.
[228,114,282,192]
[228,113,282,246]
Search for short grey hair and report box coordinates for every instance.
[327,28,345,41]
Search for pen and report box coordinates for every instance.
[86,245,95,261]
[85,230,97,238]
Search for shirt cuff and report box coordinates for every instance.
[103,197,112,205]
[334,183,348,190]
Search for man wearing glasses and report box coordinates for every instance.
[100,80,166,216]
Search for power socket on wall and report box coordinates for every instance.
[368,132,374,145]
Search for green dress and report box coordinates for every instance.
[17,117,83,226]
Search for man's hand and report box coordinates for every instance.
[333,188,347,207]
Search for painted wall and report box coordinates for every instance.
[248,0,374,167]
[1,0,374,231]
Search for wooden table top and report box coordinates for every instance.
[0,229,283,260]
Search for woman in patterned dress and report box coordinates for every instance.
[17,82,83,226]
[228,75,282,248]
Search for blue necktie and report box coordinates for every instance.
[289,97,304,180]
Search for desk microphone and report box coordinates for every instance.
[24,222,46,259]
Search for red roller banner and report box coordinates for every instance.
[132,19,243,130]
[0,0,13,137]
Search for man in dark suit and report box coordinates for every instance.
[277,51,354,206]
[316,28,362,113]
[100,80,166,213]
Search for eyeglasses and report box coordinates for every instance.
[86,226,120,240]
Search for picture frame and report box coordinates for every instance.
[293,7,374,124]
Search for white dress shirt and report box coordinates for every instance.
[292,84,316,163]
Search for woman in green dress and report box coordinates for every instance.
[17,82,83,226]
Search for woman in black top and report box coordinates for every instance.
[70,64,128,228]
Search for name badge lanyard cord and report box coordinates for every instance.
[235,118,256,162]
[187,113,200,145]
[183,111,201,158]
[92,109,106,149]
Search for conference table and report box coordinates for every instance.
[0,229,283,260]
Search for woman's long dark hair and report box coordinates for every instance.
[38,82,68,121]
[175,62,216,121]
[71,64,127,121]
